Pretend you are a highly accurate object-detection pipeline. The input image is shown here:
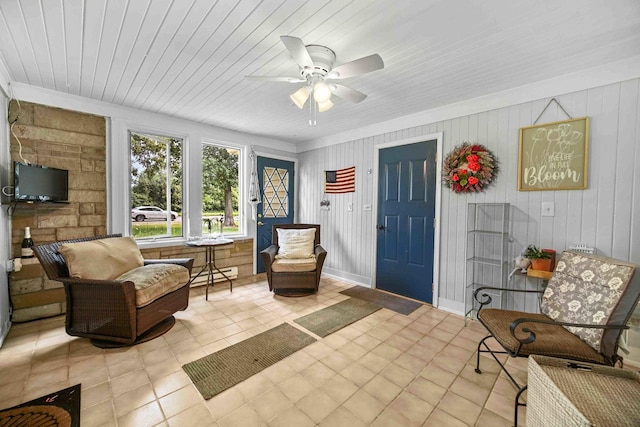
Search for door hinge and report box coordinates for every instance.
[433,218,436,228]
[432,283,434,292]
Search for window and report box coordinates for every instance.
[130,131,183,239]
[202,143,242,236]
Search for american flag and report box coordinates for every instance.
[325,166,355,193]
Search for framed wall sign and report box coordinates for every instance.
[518,117,589,191]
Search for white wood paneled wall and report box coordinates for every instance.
[299,78,640,310]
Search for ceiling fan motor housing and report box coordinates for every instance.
[300,44,336,79]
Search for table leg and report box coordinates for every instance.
[205,246,233,300]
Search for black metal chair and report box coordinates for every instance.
[473,250,640,426]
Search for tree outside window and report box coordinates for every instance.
[130,132,183,239]
[202,144,241,236]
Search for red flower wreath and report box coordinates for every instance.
[442,143,498,193]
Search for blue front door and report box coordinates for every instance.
[256,156,295,273]
[376,141,437,303]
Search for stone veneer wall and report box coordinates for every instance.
[8,100,107,322]
[7,100,255,322]
[139,238,254,288]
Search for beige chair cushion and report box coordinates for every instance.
[117,264,190,307]
[271,256,317,272]
[276,228,316,259]
[59,237,144,280]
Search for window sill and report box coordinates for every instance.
[135,234,250,249]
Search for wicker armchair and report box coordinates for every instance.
[33,234,194,348]
[261,224,327,296]
[473,250,640,426]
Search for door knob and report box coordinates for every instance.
[257,221,264,226]
[377,225,385,231]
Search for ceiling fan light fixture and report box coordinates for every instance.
[313,81,332,103]
[317,99,334,112]
[290,86,310,109]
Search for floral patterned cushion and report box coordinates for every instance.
[540,251,635,353]
[117,264,190,307]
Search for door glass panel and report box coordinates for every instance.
[263,167,289,218]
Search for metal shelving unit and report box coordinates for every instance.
[465,203,510,322]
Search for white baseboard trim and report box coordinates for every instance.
[435,298,465,317]
[322,268,372,287]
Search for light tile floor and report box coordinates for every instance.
[0,275,529,426]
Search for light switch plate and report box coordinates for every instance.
[347,203,353,212]
[542,202,555,217]
[363,204,372,211]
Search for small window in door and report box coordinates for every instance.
[262,167,289,218]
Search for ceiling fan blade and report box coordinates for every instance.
[280,35,314,68]
[332,84,367,103]
[245,75,306,83]
[328,54,384,79]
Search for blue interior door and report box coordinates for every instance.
[256,156,295,273]
[376,141,437,303]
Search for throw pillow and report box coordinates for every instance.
[58,236,144,280]
[276,228,316,259]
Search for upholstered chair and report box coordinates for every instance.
[261,224,327,296]
[33,234,193,348]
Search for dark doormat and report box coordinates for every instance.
[183,323,316,400]
[340,286,423,315]
[294,297,382,337]
[0,383,81,427]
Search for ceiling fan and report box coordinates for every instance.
[246,36,384,125]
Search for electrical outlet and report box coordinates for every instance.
[5,259,14,273]
[541,202,555,217]
[347,203,353,212]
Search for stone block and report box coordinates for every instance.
[94,226,107,236]
[43,279,64,290]
[10,263,43,281]
[38,215,78,228]
[81,159,95,172]
[79,203,95,215]
[34,104,106,136]
[31,154,81,171]
[15,124,105,148]
[56,227,96,241]
[95,160,106,173]
[237,264,254,278]
[11,216,37,230]
[79,215,105,227]
[10,277,44,295]
[9,100,34,124]
[94,203,106,214]
[69,172,106,190]
[68,189,106,203]
[11,288,65,309]
[12,304,64,323]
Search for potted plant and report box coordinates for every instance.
[524,245,554,271]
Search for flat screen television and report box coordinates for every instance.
[14,162,69,203]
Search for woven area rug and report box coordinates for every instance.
[0,383,81,427]
[340,286,423,315]
[183,323,315,400]
[294,297,382,337]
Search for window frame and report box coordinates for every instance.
[128,129,187,244]
[200,140,244,238]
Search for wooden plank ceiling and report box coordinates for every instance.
[0,0,639,144]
